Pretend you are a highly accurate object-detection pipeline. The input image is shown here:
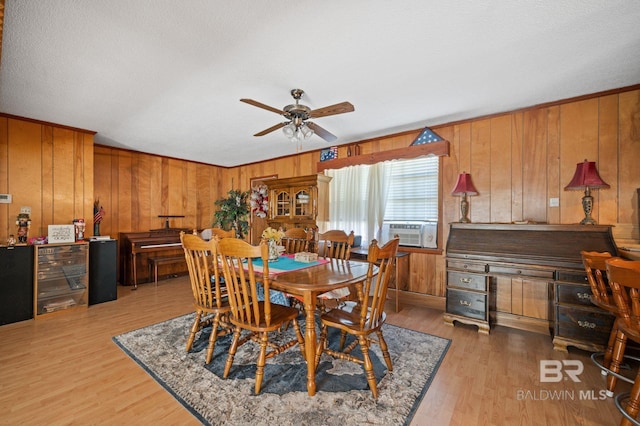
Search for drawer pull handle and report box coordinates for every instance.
[578,320,596,329]
[460,278,472,284]
[577,293,591,300]
[459,300,471,307]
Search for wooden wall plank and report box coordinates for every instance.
[598,94,620,226]
[52,128,75,224]
[40,125,54,236]
[559,99,599,223]
[8,120,43,236]
[0,117,7,236]
[510,112,524,222]
[470,119,491,223]
[619,90,640,227]
[490,115,512,223]
[546,106,561,224]
[522,109,548,222]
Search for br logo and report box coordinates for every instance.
[539,360,583,383]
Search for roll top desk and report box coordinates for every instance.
[443,223,618,352]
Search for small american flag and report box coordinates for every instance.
[94,205,105,224]
[411,127,442,145]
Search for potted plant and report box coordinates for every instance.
[213,189,250,238]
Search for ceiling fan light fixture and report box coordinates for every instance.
[301,123,314,140]
[282,122,296,137]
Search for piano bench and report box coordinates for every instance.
[148,255,185,286]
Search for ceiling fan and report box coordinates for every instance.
[240,89,354,143]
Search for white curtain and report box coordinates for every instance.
[366,162,392,241]
[326,162,391,246]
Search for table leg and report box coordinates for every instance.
[303,292,317,396]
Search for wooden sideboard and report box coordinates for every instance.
[443,223,618,352]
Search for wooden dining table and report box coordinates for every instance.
[266,258,375,396]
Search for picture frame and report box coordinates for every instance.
[48,225,76,244]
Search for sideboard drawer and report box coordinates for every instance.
[447,259,486,273]
[555,283,594,307]
[487,264,554,279]
[447,271,487,291]
[555,305,614,344]
[447,288,487,321]
[556,270,588,284]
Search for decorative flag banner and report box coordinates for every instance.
[94,205,105,223]
[411,127,442,145]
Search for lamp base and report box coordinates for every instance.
[458,195,471,223]
[580,189,597,225]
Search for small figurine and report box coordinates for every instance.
[73,218,86,241]
[16,213,31,244]
[7,234,16,247]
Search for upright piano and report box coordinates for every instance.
[119,228,191,286]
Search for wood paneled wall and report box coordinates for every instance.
[93,146,225,235]
[1,88,638,299]
[0,116,94,239]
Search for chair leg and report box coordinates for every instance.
[291,319,306,358]
[223,327,241,379]
[315,325,328,370]
[376,329,393,371]
[186,310,202,352]
[603,319,620,370]
[205,314,221,364]
[608,329,629,397]
[339,330,347,350]
[255,332,269,395]
[359,335,378,398]
[621,369,640,426]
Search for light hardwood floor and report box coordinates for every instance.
[0,276,627,425]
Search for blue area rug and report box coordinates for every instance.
[113,313,450,425]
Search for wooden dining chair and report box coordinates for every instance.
[180,232,232,364]
[605,258,640,426]
[314,238,400,398]
[200,227,236,241]
[315,229,356,303]
[582,251,632,397]
[316,229,355,260]
[217,238,305,394]
[281,227,312,254]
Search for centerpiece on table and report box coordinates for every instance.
[261,227,285,262]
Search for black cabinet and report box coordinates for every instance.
[89,239,117,305]
[0,245,34,325]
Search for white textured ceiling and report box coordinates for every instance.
[1,1,640,167]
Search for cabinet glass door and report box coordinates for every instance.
[293,188,313,217]
[274,190,291,218]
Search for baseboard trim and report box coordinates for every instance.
[391,290,445,311]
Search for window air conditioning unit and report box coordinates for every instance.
[381,221,437,248]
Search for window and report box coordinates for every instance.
[384,157,439,221]
[325,155,439,245]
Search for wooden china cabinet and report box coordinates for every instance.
[265,174,331,237]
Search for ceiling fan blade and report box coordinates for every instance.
[307,122,337,142]
[254,122,286,136]
[240,98,284,115]
[309,101,355,118]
